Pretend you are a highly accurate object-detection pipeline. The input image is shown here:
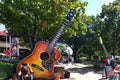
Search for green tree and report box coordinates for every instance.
[88,16,106,57]
[0,0,89,50]
[62,19,92,59]
[99,0,120,56]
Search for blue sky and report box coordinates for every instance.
[85,0,115,16]
[0,0,115,31]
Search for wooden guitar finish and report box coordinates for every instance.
[17,41,60,78]
[16,9,76,78]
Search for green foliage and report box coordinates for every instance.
[55,43,67,53]
[63,0,120,59]
[0,0,90,50]
[0,61,17,79]
[98,0,120,55]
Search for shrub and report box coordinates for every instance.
[0,61,18,79]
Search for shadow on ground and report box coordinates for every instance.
[66,64,103,75]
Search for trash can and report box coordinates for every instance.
[54,66,65,79]
[104,66,112,78]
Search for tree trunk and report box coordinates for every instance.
[73,48,77,60]
[111,41,115,56]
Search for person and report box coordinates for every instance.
[18,63,34,80]
[12,46,17,56]
[107,61,119,80]
[69,56,74,65]
[104,57,109,65]
[11,73,18,80]
[71,56,74,65]
[115,65,120,80]
[104,55,115,66]
[5,73,18,80]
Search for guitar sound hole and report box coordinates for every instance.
[40,52,49,61]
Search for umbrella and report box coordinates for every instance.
[64,46,73,55]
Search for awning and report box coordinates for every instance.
[0,24,6,36]
[0,30,7,36]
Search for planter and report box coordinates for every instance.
[54,66,65,79]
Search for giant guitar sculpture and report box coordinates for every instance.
[16,9,76,78]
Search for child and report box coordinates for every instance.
[18,63,34,80]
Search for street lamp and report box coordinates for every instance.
[99,37,103,44]
[99,36,108,57]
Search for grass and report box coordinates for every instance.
[0,61,18,79]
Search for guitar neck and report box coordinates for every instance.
[46,19,69,53]
[46,9,76,54]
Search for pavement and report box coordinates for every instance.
[58,63,106,80]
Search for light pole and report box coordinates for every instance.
[99,37,108,57]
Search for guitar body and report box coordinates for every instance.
[17,41,61,78]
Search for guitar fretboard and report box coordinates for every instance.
[46,19,69,53]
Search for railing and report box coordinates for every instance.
[0,41,10,47]
[0,53,5,56]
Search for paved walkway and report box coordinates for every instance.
[59,63,104,80]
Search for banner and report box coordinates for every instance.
[11,37,18,56]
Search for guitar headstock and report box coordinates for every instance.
[66,9,76,22]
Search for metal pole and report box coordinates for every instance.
[99,37,108,57]
[6,34,7,50]
[9,35,11,57]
